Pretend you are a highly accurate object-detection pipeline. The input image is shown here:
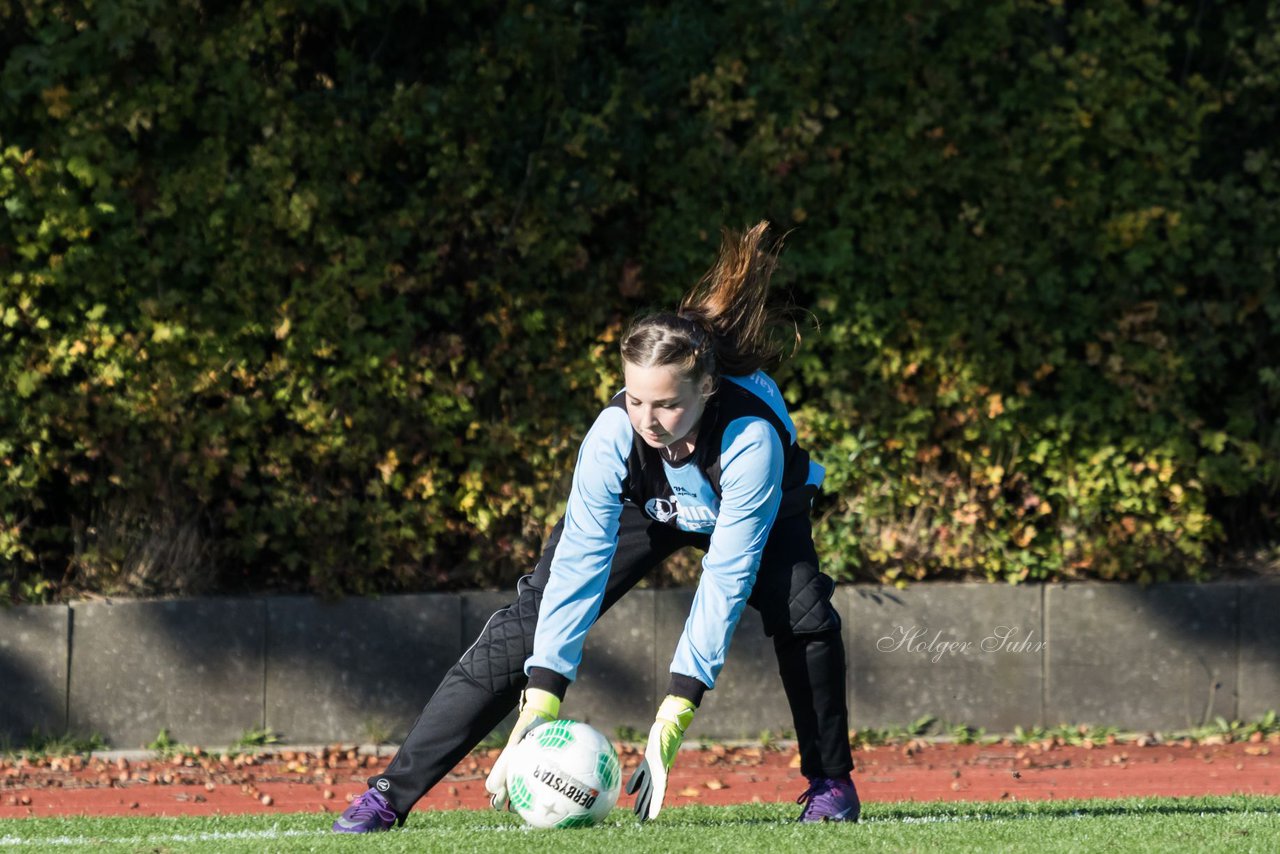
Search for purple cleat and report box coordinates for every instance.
[331,788,399,833]
[796,775,861,823]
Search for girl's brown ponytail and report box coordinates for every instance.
[621,221,797,380]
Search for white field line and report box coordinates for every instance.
[0,828,347,847]
[0,824,535,847]
[0,828,328,846]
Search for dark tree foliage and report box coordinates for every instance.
[1,0,1276,601]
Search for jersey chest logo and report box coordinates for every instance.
[645,497,679,523]
[644,497,717,531]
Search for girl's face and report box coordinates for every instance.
[622,362,715,451]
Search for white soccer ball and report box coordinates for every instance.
[506,719,622,829]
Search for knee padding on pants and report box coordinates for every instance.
[776,562,842,637]
[458,590,541,695]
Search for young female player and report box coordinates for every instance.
[333,222,859,831]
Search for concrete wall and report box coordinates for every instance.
[1,581,1276,748]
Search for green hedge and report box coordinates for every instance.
[2,0,1277,601]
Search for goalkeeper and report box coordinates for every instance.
[333,222,858,832]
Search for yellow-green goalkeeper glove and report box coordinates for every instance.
[485,687,560,811]
[625,694,696,822]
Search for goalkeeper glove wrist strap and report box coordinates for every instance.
[656,695,697,733]
[520,687,561,720]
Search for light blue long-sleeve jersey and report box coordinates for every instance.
[526,371,821,690]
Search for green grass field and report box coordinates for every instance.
[2,796,1278,853]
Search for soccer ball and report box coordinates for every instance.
[506,720,622,829]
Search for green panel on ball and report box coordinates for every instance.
[556,812,596,829]
[509,774,534,812]
[536,720,578,750]
[597,749,619,793]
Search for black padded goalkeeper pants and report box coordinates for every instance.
[369,504,853,818]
